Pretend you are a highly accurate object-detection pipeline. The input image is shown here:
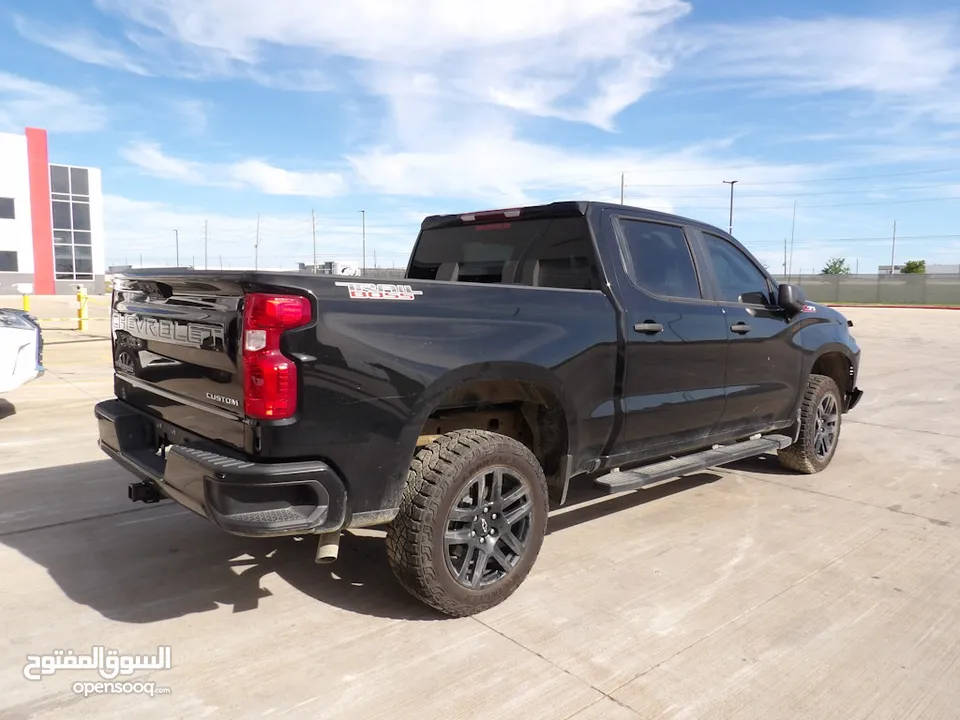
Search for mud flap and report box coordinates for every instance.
[547,454,573,506]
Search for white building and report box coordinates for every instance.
[0,127,106,295]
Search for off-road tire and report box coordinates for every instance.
[385,429,549,617]
[778,373,843,474]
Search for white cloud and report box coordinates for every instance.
[0,72,107,134]
[91,0,692,130]
[119,141,200,182]
[230,159,346,196]
[347,127,831,207]
[120,141,347,197]
[690,15,960,97]
[14,15,151,76]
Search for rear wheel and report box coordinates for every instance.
[778,373,842,474]
[386,429,549,617]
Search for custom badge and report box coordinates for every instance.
[334,282,423,300]
[801,304,817,313]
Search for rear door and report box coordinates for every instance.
[694,229,802,435]
[602,212,728,461]
[111,276,246,449]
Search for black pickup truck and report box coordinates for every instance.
[95,201,862,616]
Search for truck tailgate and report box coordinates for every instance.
[111,276,246,450]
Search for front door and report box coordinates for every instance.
[696,229,803,437]
[610,216,729,461]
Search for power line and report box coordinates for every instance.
[525,164,960,193]
[668,195,960,211]
[625,181,960,200]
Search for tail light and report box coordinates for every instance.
[241,293,312,420]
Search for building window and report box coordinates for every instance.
[0,251,17,272]
[49,165,94,280]
[0,197,14,219]
[50,166,70,194]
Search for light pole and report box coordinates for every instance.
[359,210,366,274]
[722,180,738,235]
[173,229,179,266]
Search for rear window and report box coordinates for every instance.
[408,217,601,290]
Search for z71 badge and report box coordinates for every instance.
[335,282,423,300]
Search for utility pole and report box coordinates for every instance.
[722,180,738,235]
[788,200,797,278]
[620,172,625,205]
[204,219,208,270]
[139,253,142,267]
[311,209,317,272]
[890,220,897,274]
[373,249,378,268]
[219,255,223,270]
[254,213,261,270]
[173,229,179,266]
[359,210,366,274]
[783,238,787,277]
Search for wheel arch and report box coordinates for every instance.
[395,362,576,504]
[808,344,856,396]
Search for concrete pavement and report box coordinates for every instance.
[1,308,959,719]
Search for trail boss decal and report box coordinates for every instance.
[335,282,423,300]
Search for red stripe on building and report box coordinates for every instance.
[25,127,55,294]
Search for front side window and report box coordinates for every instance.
[617,219,701,299]
[701,232,772,305]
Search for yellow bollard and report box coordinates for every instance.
[21,294,30,312]
[76,285,88,332]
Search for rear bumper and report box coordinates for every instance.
[95,399,348,537]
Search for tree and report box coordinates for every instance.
[821,257,851,275]
[901,260,926,274]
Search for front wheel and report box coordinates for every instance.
[778,373,843,474]
[386,429,549,617]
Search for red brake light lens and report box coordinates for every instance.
[458,208,522,222]
[245,294,311,330]
[241,294,312,420]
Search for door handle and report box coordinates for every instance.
[730,323,752,334]
[634,321,664,334]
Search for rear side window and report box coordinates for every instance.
[407,217,600,290]
[617,219,701,299]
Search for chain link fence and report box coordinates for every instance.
[772,274,960,305]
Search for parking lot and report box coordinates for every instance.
[2,306,959,720]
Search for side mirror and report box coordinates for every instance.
[777,283,806,313]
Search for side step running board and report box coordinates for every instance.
[594,434,792,494]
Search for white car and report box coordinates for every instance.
[0,308,44,393]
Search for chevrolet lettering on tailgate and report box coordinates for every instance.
[112,314,224,348]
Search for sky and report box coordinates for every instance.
[2,0,960,274]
